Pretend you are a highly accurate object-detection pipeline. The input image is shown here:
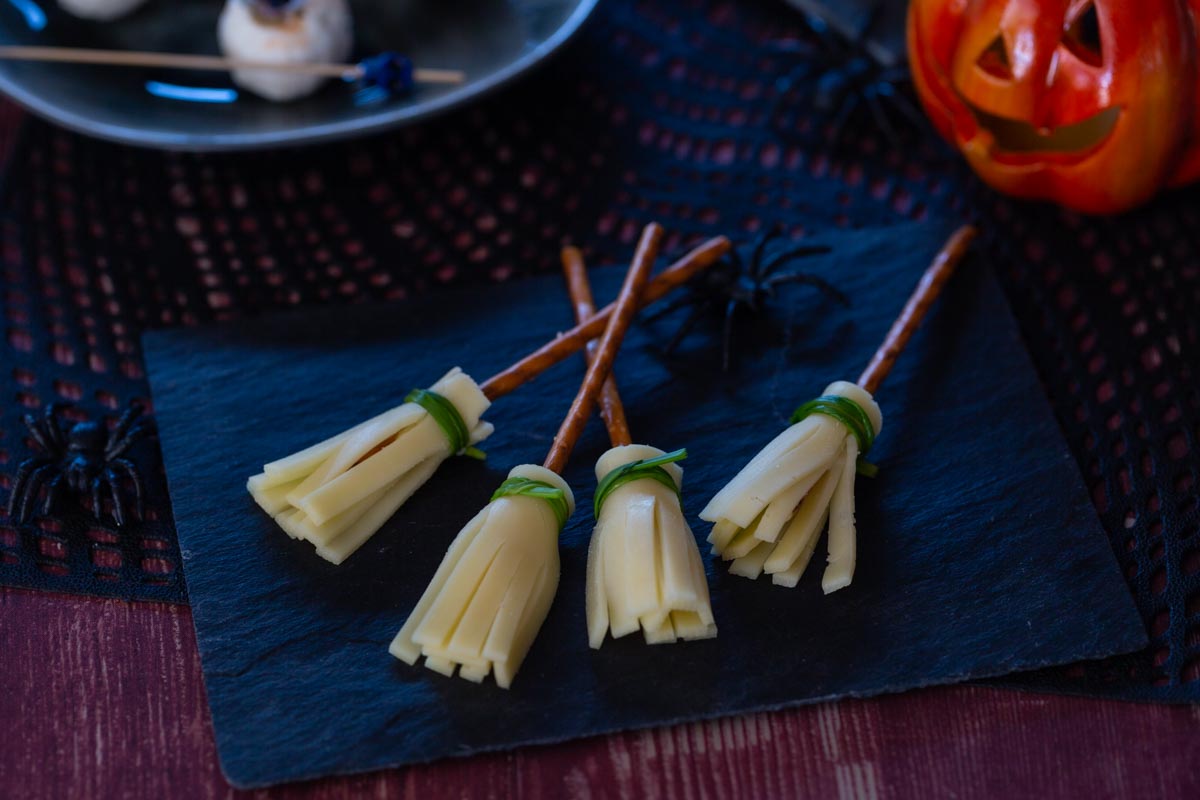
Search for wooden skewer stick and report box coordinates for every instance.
[543,224,663,473]
[482,235,731,401]
[561,246,632,448]
[857,225,978,394]
[0,45,465,84]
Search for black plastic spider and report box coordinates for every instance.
[769,5,929,148]
[647,227,847,371]
[6,403,151,526]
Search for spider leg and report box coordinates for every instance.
[105,422,150,461]
[759,245,833,278]
[41,472,66,517]
[22,414,57,456]
[109,402,144,444]
[878,66,912,84]
[18,464,55,524]
[865,90,901,146]
[91,475,105,523]
[748,227,778,283]
[103,467,126,527]
[7,458,50,520]
[43,404,68,450]
[887,89,933,131]
[827,91,859,144]
[642,290,706,323]
[111,459,144,522]
[721,298,739,372]
[105,403,148,461]
[764,272,851,305]
[663,300,713,355]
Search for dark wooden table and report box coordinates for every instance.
[3,585,1198,798]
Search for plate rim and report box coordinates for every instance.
[0,0,601,151]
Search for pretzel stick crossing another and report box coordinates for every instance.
[481,235,731,400]
[543,224,662,472]
[561,247,632,447]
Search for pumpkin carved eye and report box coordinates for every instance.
[976,36,1013,80]
[1064,1,1103,66]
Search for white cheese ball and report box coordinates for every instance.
[58,0,148,20]
[217,0,354,102]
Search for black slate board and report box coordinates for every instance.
[143,221,1146,789]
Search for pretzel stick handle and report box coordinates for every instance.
[543,224,662,472]
[561,247,632,448]
[857,225,977,394]
[481,235,731,400]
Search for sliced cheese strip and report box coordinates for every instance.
[701,381,881,529]
[482,551,550,665]
[586,444,714,648]
[822,435,860,594]
[458,663,491,683]
[411,517,506,652]
[620,493,660,621]
[289,368,491,525]
[424,656,457,678]
[261,410,385,484]
[445,544,523,662]
[585,517,610,649]
[492,561,557,689]
[248,474,303,516]
[297,421,448,525]
[698,415,825,526]
[274,508,306,540]
[763,459,843,574]
[729,539,773,579]
[642,613,678,644]
[671,610,717,641]
[707,518,739,549]
[389,504,492,664]
[314,456,443,564]
[705,421,844,529]
[752,470,821,544]
[685,532,717,627]
[394,464,569,688]
[656,491,700,610]
[721,513,767,560]
[771,509,828,588]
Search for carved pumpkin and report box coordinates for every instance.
[908,0,1200,214]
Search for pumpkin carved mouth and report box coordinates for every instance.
[962,101,1121,157]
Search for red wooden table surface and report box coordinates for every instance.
[2,585,1199,799]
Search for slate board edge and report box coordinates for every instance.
[217,632,1149,790]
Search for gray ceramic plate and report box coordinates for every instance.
[0,0,599,150]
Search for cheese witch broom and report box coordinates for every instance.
[702,226,977,592]
[389,224,662,688]
[247,230,730,564]
[560,249,717,647]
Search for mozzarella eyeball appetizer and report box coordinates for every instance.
[217,0,354,102]
[58,0,149,21]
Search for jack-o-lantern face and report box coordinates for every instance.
[909,0,1200,214]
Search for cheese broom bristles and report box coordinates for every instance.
[700,381,882,592]
[700,224,978,593]
[586,444,717,647]
[247,367,493,564]
[391,221,664,689]
[389,464,572,688]
[559,246,717,648]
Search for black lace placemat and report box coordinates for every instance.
[0,0,1195,700]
